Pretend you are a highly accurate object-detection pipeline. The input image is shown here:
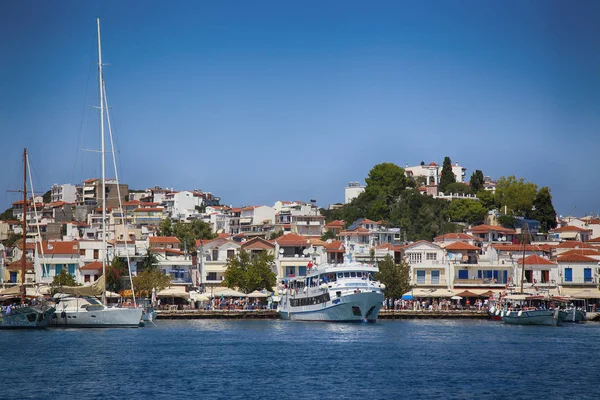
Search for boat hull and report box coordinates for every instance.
[563,308,586,323]
[279,291,383,322]
[51,307,143,328]
[0,305,55,329]
[501,309,565,326]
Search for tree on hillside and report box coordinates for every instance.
[0,208,13,221]
[375,255,411,300]
[495,176,538,216]
[469,170,485,193]
[444,182,472,195]
[158,218,173,237]
[364,163,411,204]
[443,199,487,224]
[42,190,51,203]
[321,229,336,241]
[439,156,455,192]
[477,189,497,210]
[268,230,284,240]
[169,220,216,252]
[530,187,558,232]
[223,250,277,293]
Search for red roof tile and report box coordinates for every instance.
[520,255,556,266]
[557,254,598,263]
[589,237,600,243]
[37,241,79,255]
[444,242,480,251]
[325,240,345,253]
[434,233,481,242]
[149,236,180,244]
[276,233,308,247]
[560,249,600,257]
[241,237,275,250]
[80,261,103,271]
[556,241,596,250]
[550,226,592,233]
[467,224,516,234]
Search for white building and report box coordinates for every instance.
[344,182,365,204]
[405,160,467,185]
[163,191,203,221]
[51,183,78,203]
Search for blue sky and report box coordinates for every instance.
[1,1,599,216]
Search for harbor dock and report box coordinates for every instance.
[378,310,490,319]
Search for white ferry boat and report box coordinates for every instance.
[279,261,384,322]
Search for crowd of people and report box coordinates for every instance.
[383,297,490,312]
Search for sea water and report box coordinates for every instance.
[1,319,599,400]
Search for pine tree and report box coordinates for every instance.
[469,170,485,192]
[439,156,455,193]
[530,187,558,232]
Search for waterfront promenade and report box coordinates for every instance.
[155,309,491,320]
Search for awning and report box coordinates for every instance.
[240,218,252,224]
[157,286,189,299]
[455,290,481,298]
[247,290,270,298]
[211,288,247,298]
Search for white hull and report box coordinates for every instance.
[563,308,586,323]
[501,309,565,326]
[51,306,143,328]
[280,291,383,322]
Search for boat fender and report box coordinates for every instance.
[495,310,500,316]
[518,311,523,317]
[489,306,496,314]
[500,311,505,317]
[506,311,511,316]
[61,311,67,319]
[380,283,386,290]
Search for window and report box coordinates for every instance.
[84,275,91,283]
[416,270,426,284]
[431,270,440,284]
[458,270,468,280]
[298,266,307,276]
[68,264,76,276]
[80,249,85,256]
[426,253,437,261]
[564,268,572,282]
[408,253,422,263]
[286,266,296,277]
[93,249,99,260]
[584,268,592,283]
[207,272,217,281]
[55,264,63,275]
[227,249,235,259]
[212,249,219,261]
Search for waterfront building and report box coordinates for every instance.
[34,241,81,285]
[238,205,276,238]
[323,220,345,235]
[433,232,482,247]
[51,183,78,204]
[78,178,128,208]
[196,237,241,288]
[549,225,593,242]
[404,241,449,289]
[163,190,203,221]
[464,224,517,243]
[556,253,599,289]
[274,233,312,279]
[274,201,324,237]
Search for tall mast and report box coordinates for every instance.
[97,17,107,305]
[20,148,28,304]
[520,223,528,294]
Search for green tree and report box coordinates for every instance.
[439,156,456,193]
[321,229,336,241]
[133,268,171,297]
[42,190,51,203]
[52,269,77,287]
[223,250,277,293]
[443,199,487,224]
[530,187,558,232]
[495,175,538,216]
[106,257,129,292]
[158,218,173,236]
[268,230,284,241]
[171,219,216,252]
[0,208,13,221]
[497,215,517,229]
[375,255,411,300]
[444,182,473,195]
[477,189,497,210]
[3,233,20,248]
[469,170,485,193]
[364,163,411,205]
[138,249,159,273]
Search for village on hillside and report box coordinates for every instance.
[1,157,599,302]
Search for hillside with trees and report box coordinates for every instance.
[322,159,558,240]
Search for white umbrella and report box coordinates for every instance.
[451,295,462,300]
[247,290,270,298]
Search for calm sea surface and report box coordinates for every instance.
[2,319,599,400]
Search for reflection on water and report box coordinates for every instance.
[1,319,599,400]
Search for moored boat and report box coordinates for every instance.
[279,261,384,322]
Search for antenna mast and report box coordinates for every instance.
[20,148,28,303]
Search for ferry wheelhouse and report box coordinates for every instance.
[279,261,384,322]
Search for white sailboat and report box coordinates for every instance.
[0,149,55,329]
[50,18,142,328]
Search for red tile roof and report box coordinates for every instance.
[403,240,441,250]
[361,218,378,225]
[325,240,345,253]
[6,260,34,271]
[467,224,516,234]
[83,178,98,183]
[149,236,180,244]
[37,241,79,255]
[556,241,596,250]
[276,233,308,247]
[444,242,480,251]
[557,254,598,263]
[560,249,599,257]
[550,226,592,233]
[134,208,164,212]
[589,237,600,243]
[324,220,345,228]
[434,233,481,242]
[520,255,556,266]
[241,237,275,250]
[80,261,103,271]
[491,244,550,253]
